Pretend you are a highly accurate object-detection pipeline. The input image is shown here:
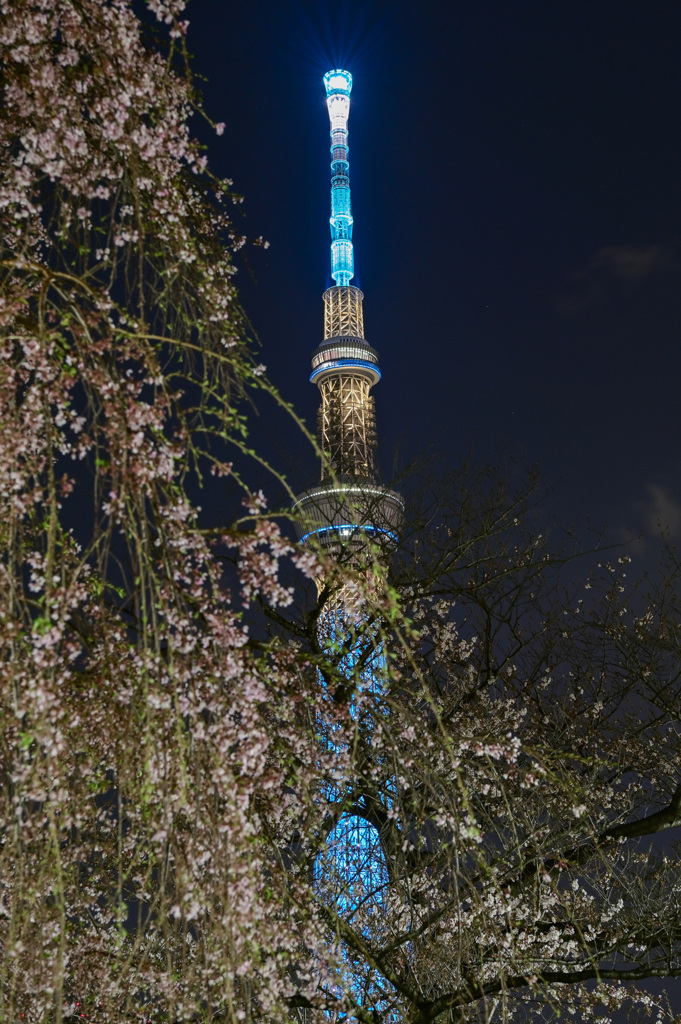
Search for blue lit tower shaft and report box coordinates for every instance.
[327,70,354,287]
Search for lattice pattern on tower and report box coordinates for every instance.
[324,286,365,340]
[318,373,377,479]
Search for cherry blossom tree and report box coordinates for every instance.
[0,1,335,1020]
[1,3,680,1024]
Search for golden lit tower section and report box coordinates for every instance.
[295,70,402,550]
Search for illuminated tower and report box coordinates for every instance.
[294,70,402,996]
[294,69,402,548]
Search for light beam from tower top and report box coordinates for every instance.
[324,69,354,287]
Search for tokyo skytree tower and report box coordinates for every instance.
[294,68,402,553]
[294,69,403,964]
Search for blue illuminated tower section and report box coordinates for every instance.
[327,69,355,287]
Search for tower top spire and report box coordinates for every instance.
[324,68,354,287]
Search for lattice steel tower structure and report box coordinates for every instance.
[294,69,402,548]
[292,75,403,993]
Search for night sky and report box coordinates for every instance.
[188,0,681,542]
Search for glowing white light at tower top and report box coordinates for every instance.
[324,69,354,286]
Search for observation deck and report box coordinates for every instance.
[293,483,404,553]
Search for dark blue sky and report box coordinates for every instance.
[188,0,681,540]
